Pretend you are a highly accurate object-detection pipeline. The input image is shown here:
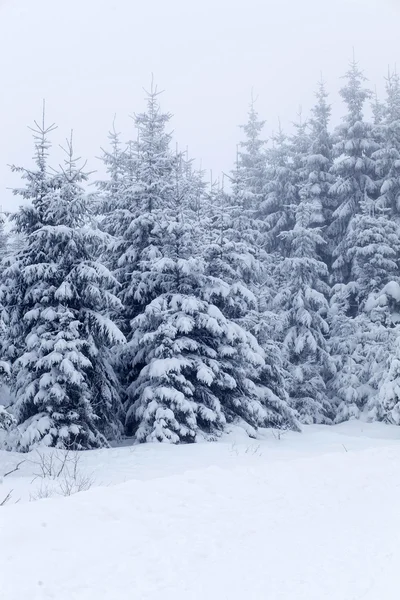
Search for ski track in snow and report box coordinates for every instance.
[1,421,400,599]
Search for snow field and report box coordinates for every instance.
[1,422,400,599]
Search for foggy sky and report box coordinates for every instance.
[0,0,398,211]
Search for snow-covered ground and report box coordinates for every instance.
[1,421,400,599]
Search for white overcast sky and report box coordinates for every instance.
[0,0,398,210]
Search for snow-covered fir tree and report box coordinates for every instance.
[0,111,60,370]
[3,134,125,451]
[329,59,377,290]
[104,87,297,442]
[275,168,333,423]
[261,123,297,254]
[227,100,296,428]
[9,105,61,236]
[229,98,271,288]
[344,199,400,312]
[330,198,400,422]
[326,60,381,422]
[124,153,296,442]
[232,94,267,219]
[374,70,400,217]
[304,79,334,264]
[375,320,400,424]
[96,121,129,239]
[107,84,178,334]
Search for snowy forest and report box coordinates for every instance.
[1,58,400,452]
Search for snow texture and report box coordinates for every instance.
[1,422,400,599]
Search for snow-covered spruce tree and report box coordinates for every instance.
[275,109,312,253]
[123,173,229,442]
[369,317,400,424]
[330,196,400,422]
[326,60,381,423]
[95,122,135,340]
[180,154,208,225]
[202,108,276,326]
[229,97,271,290]
[373,70,400,218]
[329,59,378,290]
[96,122,129,239]
[371,88,385,128]
[0,110,61,371]
[210,98,270,322]
[202,176,268,333]
[361,263,400,422]
[304,80,334,265]
[231,95,267,220]
[10,105,61,236]
[329,110,400,424]
[344,199,400,312]
[225,101,297,426]
[274,168,333,423]
[261,123,297,254]
[5,135,125,451]
[109,84,177,334]
[209,180,298,430]
[124,153,296,443]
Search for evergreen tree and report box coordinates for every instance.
[373,326,400,424]
[361,280,400,422]
[374,70,400,217]
[228,100,296,427]
[343,199,400,312]
[266,90,334,423]
[262,123,297,254]
[96,121,129,239]
[0,111,59,368]
[329,59,377,290]
[371,88,385,127]
[232,94,267,218]
[275,172,333,423]
[112,84,177,332]
[304,79,334,264]
[9,105,61,236]
[329,196,400,422]
[329,301,379,423]
[327,61,381,423]
[4,135,125,451]
[124,156,296,442]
